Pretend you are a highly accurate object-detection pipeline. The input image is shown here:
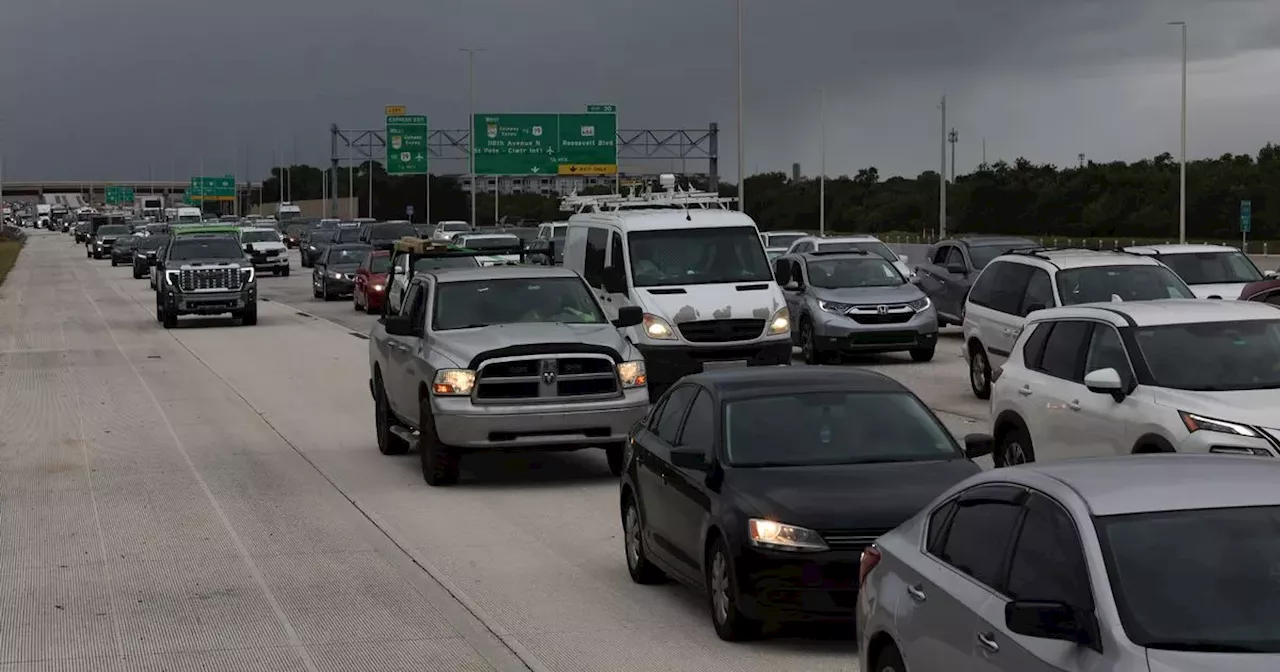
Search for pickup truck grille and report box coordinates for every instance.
[475,355,618,401]
[180,268,242,291]
[678,319,765,343]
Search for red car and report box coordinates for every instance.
[354,250,391,313]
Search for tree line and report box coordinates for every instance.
[264,142,1280,239]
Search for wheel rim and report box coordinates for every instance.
[711,551,730,624]
[1004,439,1028,465]
[624,505,642,570]
[970,352,987,390]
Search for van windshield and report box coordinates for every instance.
[628,226,773,287]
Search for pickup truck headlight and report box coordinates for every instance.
[164,270,180,285]
[241,267,255,283]
[642,313,677,340]
[748,518,829,552]
[767,307,790,335]
[616,360,647,388]
[432,369,476,396]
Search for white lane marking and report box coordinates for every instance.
[77,280,322,672]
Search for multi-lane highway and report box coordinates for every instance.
[0,230,992,671]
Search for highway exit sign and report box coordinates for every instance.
[188,176,235,202]
[105,185,134,205]
[386,114,429,176]
[1241,199,1252,233]
[385,105,406,116]
[472,108,617,176]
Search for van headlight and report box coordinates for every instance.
[432,369,476,396]
[767,307,790,335]
[616,361,647,388]
[642,313,677,340]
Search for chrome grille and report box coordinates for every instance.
[677,319,765,343]
[844,304,914,325]
[820,529,888,551]
[475,354,619,401]
[179,267,242,291]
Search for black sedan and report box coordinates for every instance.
[109,235,141,266]
[312,244,372,300]
[620,366,990,641]
[300,229,338,267]
[132,235,170,279]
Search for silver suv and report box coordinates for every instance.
[368,265,650,486]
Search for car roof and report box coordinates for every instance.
[1027,298,1280,327]
[809,234,881,243]
[240,227,278,233]
[571,208,757,232]
[996,248,1163,270]
[954,235,1037,247]
[327,243,372,250]
[1011,455,1280,516]
[797,250,882,261]
[429,265,581,283]
[1123,243,1240,255]
[678,366,909,400]
[457,232,520,240]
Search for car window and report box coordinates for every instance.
[402,284,426,329]
[967,261,1004,307]
[1085,324,1133,385]
[988,262,1035,314]
[1057,265,1194,305]
[930,245,949,265]
[1007,494,1094,609]
[1019,268,1054,316]
[583,228,608,288]
[610,232,625,273]
[654,386,697,445]
[677,390,715,460]
[926,500,958,555]
[944,246,965,267]
[1035,320,1091,381]
[1020,322,1054,369]
[937,492,1023,589]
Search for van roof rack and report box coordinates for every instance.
[560,184,737,214]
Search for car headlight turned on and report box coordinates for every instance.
[164,270,180,285]
[767,307,790,335]
[748,518,828,552]
[432,369,476,396]
[642,313,676,340]
[616,360,647,388]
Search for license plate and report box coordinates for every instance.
[703,360,748,371]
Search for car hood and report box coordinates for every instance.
[638,283,783,323]
[1148,650,1280,672]
[435,322,629,368]
[727,458,981,531]
[323,264,362,275]
[174,258,249,269]
[1151,387,1280,432]
[97,236,119,243]
[809,283,924,306]
[1188,282,1249,299]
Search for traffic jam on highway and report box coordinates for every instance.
[61,175,1280,670]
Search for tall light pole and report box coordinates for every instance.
[461,48,486,228]
[939,96,947,239]
[736,0,745,213]
[818,87,825,236]
[948,128,958,182]
[1169,21,1187,244]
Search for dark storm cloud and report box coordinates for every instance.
[0,0,1276,180]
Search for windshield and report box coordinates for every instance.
[278,210,303,221]
[308,231,337,244]
[369,255,392,274]
[335,227,364,243]
[1097,505,1280,653]
[97,225,129,236]
[458,236,520,251]
[369,224,417,241]
[433,277,606,330]
[168,238,244,261]
[1135,320,1280,391]
[114,236,138,248]
[725,391,959,467]
[439,222,470,233]
[541,225,567,239]
[139,236,169,250]
[815,240,896,262]
[766,233,805,249]
[176,215,201,224]
[1156,251,1263,285]
[1057,265,1195,305]
[412,256,480,272]
[628,226,773,287]
[970,242,1036,269]
[324,246,371,266]
[241,230,280,243]
[807,257,905,288]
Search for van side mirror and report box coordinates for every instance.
[613,305,643,328]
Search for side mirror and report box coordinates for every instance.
[963,433,994,460]
[783,280,802,292]
[244,243,254,252]
[613,305,643,328]
[945,262,968,275]
[774,264,791,285]
[670,446,708,471]
[1084,368,1126,400]
[1265,270,1277,279]
[1006,601,1099,649]
[383,314,416,337]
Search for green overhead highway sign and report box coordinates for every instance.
[473,108,617,176]
[386,114,429,175]
[188,175,236,202]
[1241,199,1252,233]
[105,185,135,205]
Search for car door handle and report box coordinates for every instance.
[1067,400,1081,411]
[906,585,926,602]
[977,632,1000,654]
[1017,385,1032,396]
[660,472,668,485]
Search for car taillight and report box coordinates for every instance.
[991,367,1003,383]
[858,544,882,589]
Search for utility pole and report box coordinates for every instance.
[948,128,958,182]
[1078,153,1086,168]
[1169,21,1188,244]
[736,0,746,213]
[347,142,354,220]
[982,137,987,168]
[818,87,825,236]
[461,47,486,228]
[939,96,947,239]
[367,136,374,219]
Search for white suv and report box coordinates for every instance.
[989,299,1280,466]
[1123,243,1274,299]
[962,248,1194,399]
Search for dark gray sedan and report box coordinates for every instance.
[312,244,372,300]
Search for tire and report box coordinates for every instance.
[800,319,820,365]
[969,346,992,400]
[418,396,460,486]
[312,282,322,299]
[605,442,625,477]
[622,495,667,584]
[281,266,290,277]
[132,266,143,279]
[910,345,936,362]
[354,292,364,311]
[272,269,281,277]
[110,258,118,267]
[155,295,163,323]
[321,281,332,301]
[241,303,258,326]
[873,644,906,672]
[707,537,762,641]
[86,248,91,258]
[996,423,1035,467]
[161,305,177,329]
[374,377,409,455]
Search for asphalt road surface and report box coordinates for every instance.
[0,232,992,671]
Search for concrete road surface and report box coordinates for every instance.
[1,233,994,671]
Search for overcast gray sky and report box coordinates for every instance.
[2,0,1278,181]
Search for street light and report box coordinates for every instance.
[818,87,825,236]
[1168,21,1187,244]
[461,47,487,228]
[736,0,745,213]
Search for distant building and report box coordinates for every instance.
[792,163,801,181]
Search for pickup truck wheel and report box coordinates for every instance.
[419,396,460,486]
[605,442,625,477]
[161,306,177,330]
[374,380,409,455]
[110,258,118,267]
[132,266,143,279]
[281,266,290,277]
[241,304,258,326]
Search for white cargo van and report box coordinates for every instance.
[562,178,792,400]
[174,207,203,224]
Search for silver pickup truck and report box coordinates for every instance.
[368,264,649,486]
